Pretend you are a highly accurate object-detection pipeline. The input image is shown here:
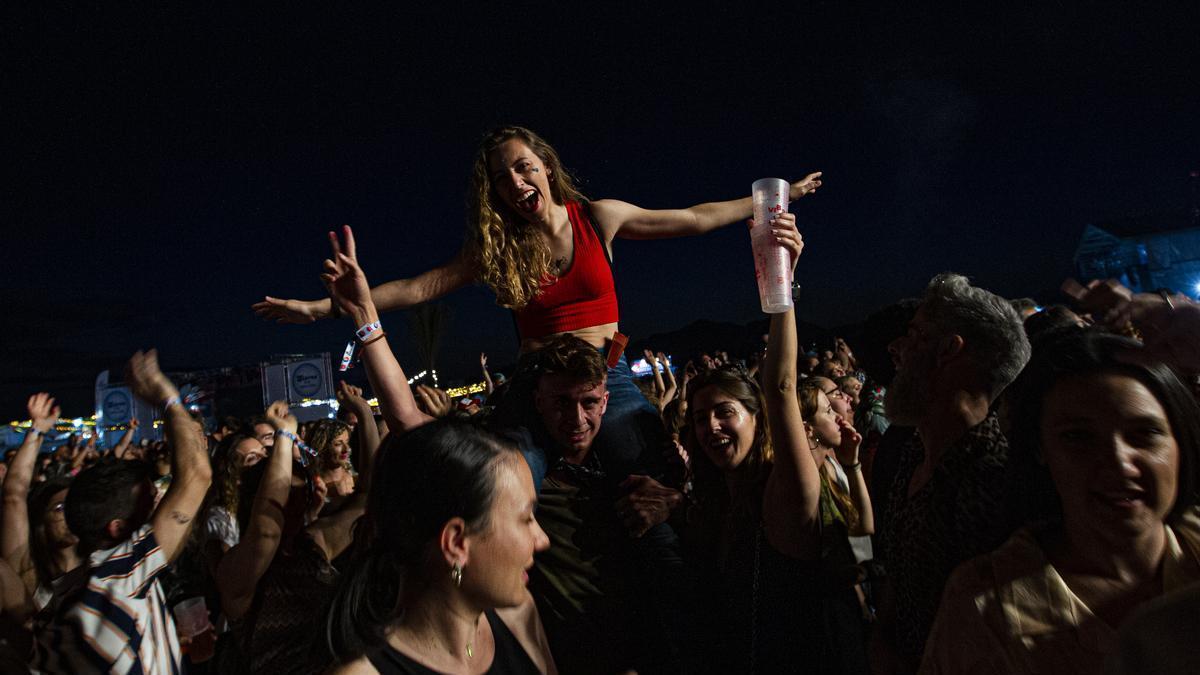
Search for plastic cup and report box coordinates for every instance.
[172,596,208,639]
[750,178,793,314]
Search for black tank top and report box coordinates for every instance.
[365,609,541,674]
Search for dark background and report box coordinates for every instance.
[4,3,1199,416]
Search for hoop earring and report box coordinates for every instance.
[450,563,463,587]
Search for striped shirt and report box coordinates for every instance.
[33,524,181,674]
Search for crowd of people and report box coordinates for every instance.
[2,126,1199,674]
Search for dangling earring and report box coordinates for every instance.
[450,562,463,587]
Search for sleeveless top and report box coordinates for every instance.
[513,201,619,339]
[365,609,541,674]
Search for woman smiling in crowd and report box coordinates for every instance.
[921,329,1200,674]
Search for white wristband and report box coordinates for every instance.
[355,320,382,342]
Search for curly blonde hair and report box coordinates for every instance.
[465,126,586,309]
[308,419,352,474]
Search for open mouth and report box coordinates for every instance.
[1092,485,1147,511]
[709,436,733,452]
[516,188,540,214]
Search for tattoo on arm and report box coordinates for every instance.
[170,511,192,525]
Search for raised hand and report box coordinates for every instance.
[414,385,452,419]
[789,171,823,200]
[770,213,805,273]
[834,417,863,467]
[27,393,60,433]
[480,352,488,368]
[306,474,329,524]
[658,352,678,402]
[320,225,373,319]
[126,350,180,406]
[264,401,298,434]
[252,297,328,324]
[336,381,368,409]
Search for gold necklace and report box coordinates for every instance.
[466,615,481,659]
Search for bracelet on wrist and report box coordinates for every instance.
[840,461,862,472]
[28,428,44,438]
[355,320,382,343]
[275,429,317,464]
[359,331,387,348]
[163,395,182,409]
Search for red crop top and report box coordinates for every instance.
[513,201,620,340]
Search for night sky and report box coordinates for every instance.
[5,3,1199,416]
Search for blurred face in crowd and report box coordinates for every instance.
[802,356,820,375]
[488,139,554,222]
[807,391,843,450]
[253,422,275,449]
[691,384,757,472]
[819,360,846,379]
[1040,372,1180,546]
[331,431,351,465]
[235,437,267,468]
[461,454,549,608]
[535,374,608,458]
[840,378,863,408]
[809,377,853,421]
[341,410,359,429]
[42,488,78,549]
[886,306,940,425]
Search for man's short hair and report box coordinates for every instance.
[65,458,152,553]
[921,273,1031,399]
[532,335,607,388]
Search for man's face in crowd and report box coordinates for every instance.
[253,422,275,449]
[886,305,940,425]
[534,373,609,458]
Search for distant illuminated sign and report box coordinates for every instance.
[291,363,323,397]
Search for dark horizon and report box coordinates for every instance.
[6,3,1199,417]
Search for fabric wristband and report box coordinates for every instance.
[355,320,382,342]
[163,395,182,409]
[28,428,44,438]
[275,429,316,464]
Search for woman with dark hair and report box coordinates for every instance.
[324,419,554,674]
[680,219,866,672]
[921,329,1200,674]
[255,126,822,481]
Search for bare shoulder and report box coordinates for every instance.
[586,199,639,238]
[325,655,379,675]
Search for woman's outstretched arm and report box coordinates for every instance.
[252,250,473,324]
[590,172,821,242]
